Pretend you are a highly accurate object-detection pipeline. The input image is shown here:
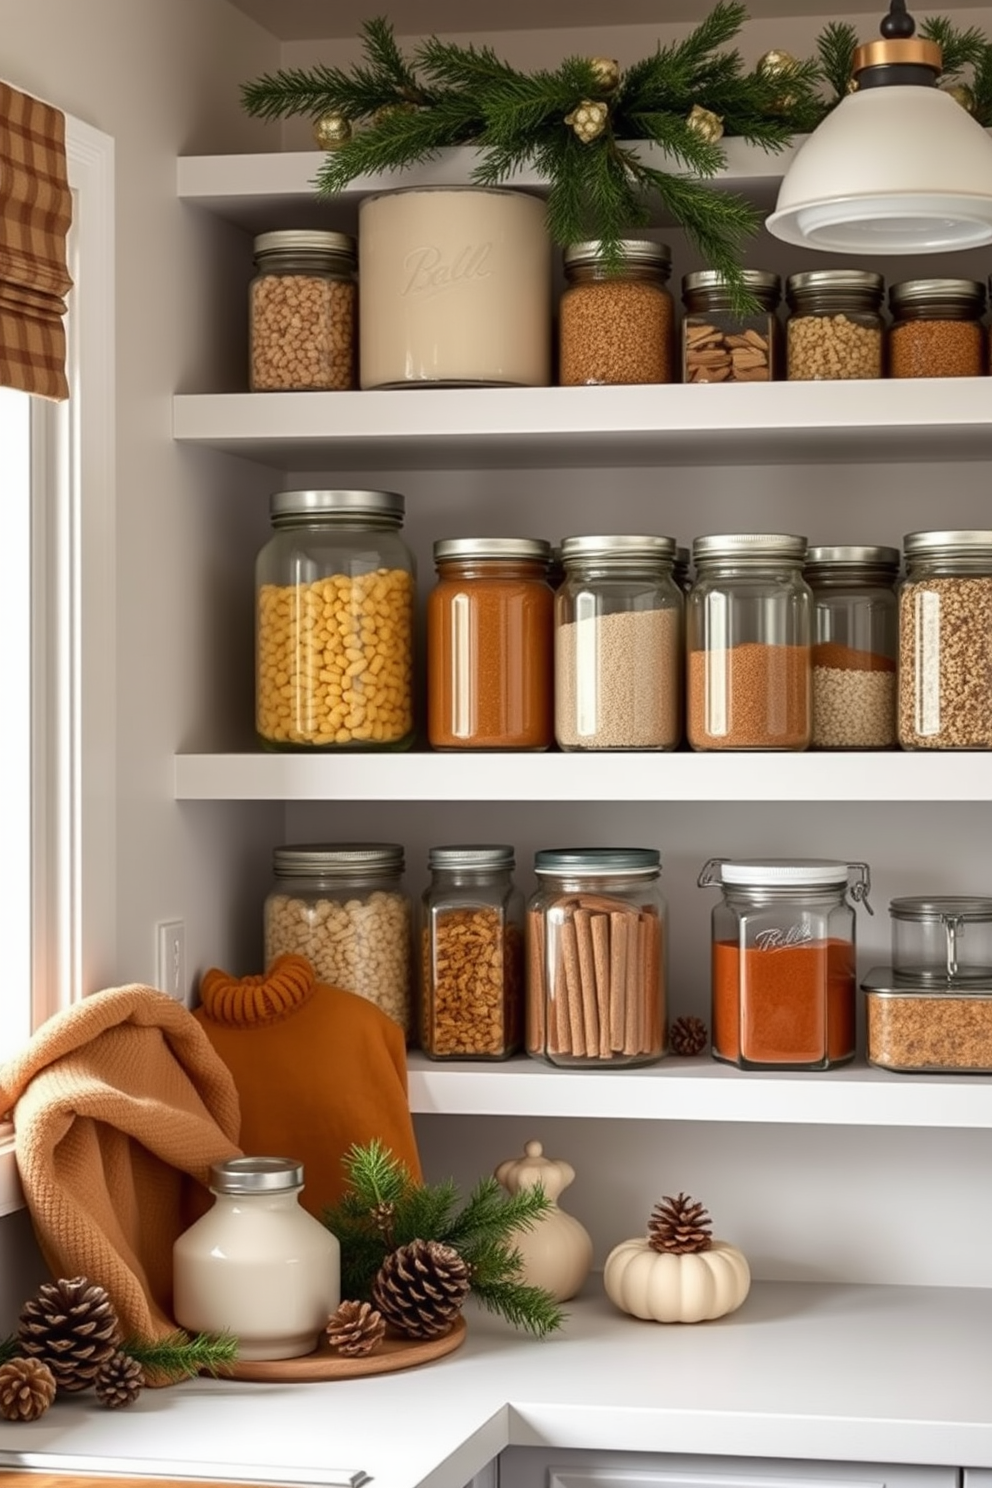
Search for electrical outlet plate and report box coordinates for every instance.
[156,920,186,1003]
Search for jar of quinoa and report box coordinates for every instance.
[888,278,985,378]
[804,544,899,750]
[558,239,673,385]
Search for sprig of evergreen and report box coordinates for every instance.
[815,22,859,106]
[0,1334,16,1367]
[121,1328,238,1381]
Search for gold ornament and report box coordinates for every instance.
[565,99,609,144]
[372,100,419,126]
[313,110,352,150]
[589,57,621,92]
[943,82,976,114]
[846,76,859,94]
[757,48,800,114]
[686,103,724,143]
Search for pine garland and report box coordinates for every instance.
[119,1329,238,1382]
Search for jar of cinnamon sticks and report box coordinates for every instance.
[526,848,667,1067]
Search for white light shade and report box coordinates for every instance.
[766,84,992,252]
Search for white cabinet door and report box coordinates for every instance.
[499,1449,958,1488]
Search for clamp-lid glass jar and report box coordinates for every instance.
[890,896,992,983]
[888,278,985,379]
[249,230,357,392]
[699,857,873,1070]
[805,544,899,750]
[554,535,683,751]
[786,270,884,381]
[686,533,811,751]
[255,489,415,752]
[419,845,524,1060]
[898,530,992,749]
[681,269,781,383]
[559,239,673,386]
[526,848,667,1068]
[263,843,413,1037]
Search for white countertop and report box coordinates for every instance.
[2,1283,992,1488]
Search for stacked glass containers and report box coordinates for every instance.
[681,269,781,383]
[786,270,884,380]
[249,230,358,392]
[888,279,986,379]
[804,545,900,750]
[554,535,683,750]
[559,240,673,386]
[255,490,415,751]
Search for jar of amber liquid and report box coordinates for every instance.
[888,278,985,378]
[427,538,554,749]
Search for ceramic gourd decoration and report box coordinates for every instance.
[603,1191,750,1324]
[494,1139,593,1301]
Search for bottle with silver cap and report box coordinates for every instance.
[555,534,683,751]
[888,278,986,378]
[686,533,811,751]
[249,229,357,391]
[255,489,415,752]
[558,239,673,386]
[786,270,884,380]
[804,544,899,750]
[173,1156,340,1360]
[681,269,781,383]
[419,844,524,1060]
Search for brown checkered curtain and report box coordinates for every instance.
[0,82,73,400]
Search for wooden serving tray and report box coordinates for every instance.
[222,1314,467,1381]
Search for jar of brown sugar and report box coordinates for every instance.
[250,230,357,391]
[558,239,673,385]
[681,269,781,383]
[804,545,899,750]
[786,270,884,381]
[427,537,554,749]
[888,278,986,378]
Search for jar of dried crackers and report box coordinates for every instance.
[526,848,667,1068]
[681,269,781,383]
[250,229,357,391]
[419,845,524,1060]
[888,278,986,379]
[786,270,884,380]
[559,239,673,385]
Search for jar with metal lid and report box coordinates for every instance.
[898,530,992,749]
[263,843,413,1037]
[888,278,985,378]
[419,845,525,1060]
[863,965,992,1073]
[554,534,683,751]
[255,489,415,752]
[698,858,873,1070]
[804,544,899,750]
[681,269,781,383]
[786,270,884,380]
[559,239,673,385]
[249,230,357,391]
[427,537,554,750]
[526,849,667,1068]
[889,896,992,983]
[686,533,811,751]
[173,1157,340,1360]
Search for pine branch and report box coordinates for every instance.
[314,98,481,195]
[0,1334,16,1367]
[121,1329,238,1381]
[469,1278,565,1337]
[970,43,992,127]
[338,1139,417,1210]
[361,15,424,97]
[440,1177,552,1251]
[241,63,365,122]
[920,17,988,78]
[392,1178,460,1245]
[816,22,859,104]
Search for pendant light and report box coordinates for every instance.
[766,0,992,253]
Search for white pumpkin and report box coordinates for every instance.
[603,1236,750,1323]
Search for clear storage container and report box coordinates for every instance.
[249,230,357,391]
[888,278,985,379]
[786,270,884,381]
[559,239,673,386]
[889,896,992,982]
[526,848,667,1068]
[804,544,899,750]
[681,269,781,383]
[863,966,992,1072]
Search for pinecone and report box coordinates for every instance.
[0,1357,57,1421]
[371,1239,471,1340]
[648,1193,713,1255]
[326,1300,386,1358]
[17,1276,120,1392]
[94,1350,145,1408]
[669,1015,709,1057]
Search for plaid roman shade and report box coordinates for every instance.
[0,82,73,400]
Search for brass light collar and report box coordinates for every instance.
[853,37,942,74]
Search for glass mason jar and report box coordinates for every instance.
[686,533,811,751]
[419,845,525,1060]
[263,843,413,1038]
[898,530,992,749]
[554,534,683,751]
[786,270,884,381]
[698,858,873,1071]
[526,848,667,1068]
[890,895,992,983]
[888,278,986,379]
[681,268,781,383]
[559,239,673,386]
[249,229,357,391]
[255,489,415,752]
[804,544,900,750]
[427,537,554,750]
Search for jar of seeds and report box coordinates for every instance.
[558,240,673,385]
[250,230,357,391]
[888,278,986,379]
[805,545,899,750]
[681,269,781,383]
[786,270,884,381]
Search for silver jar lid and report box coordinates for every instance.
[428,845,515,870]
[693,533,808,563]
[272,843,405,877]
[889,278,986,314]
[253,229,356,263]
[534,848,661,876]
[890,895,992,921]
[806,544,900,570]
[210,1156,304,1193]
[433,537,551,563]
[270,489,405,524]
[903,530,992,560]
[786,270,884,313]
[560,534,677,564]
[681,269,781,311]
[564,239,671,269]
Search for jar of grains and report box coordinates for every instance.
[888,278,986,379]
[698,857,872,1070]
[686,533,811,751]
[427,537,554,750]
[804,544,900,750]
[526,848,667,1069]
[419,845,525,1060]
[786,270,884,381]
[558,239,673,385]
[249,230,357,392]
[263,843,413,1038]
[898,530,992,750]
[554,534,683,751]
[681,269,781,383]
[255,489,415,751]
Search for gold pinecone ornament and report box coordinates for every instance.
[17,1276,120,1392]
[0,1357,57,1421]
[669,1015,709,1057]
[589,57,621,92]
[686,104,724,143]
[648,1193,713,1254]
[756,48,800,112]
[371,1239,471,1339]
[326,1300,387,1357]
[943,82,976,114]
[565,100,609,144]
[94,1350,145,1409]
[313,109,352,150]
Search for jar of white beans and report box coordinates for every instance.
[264,843,413,1039]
